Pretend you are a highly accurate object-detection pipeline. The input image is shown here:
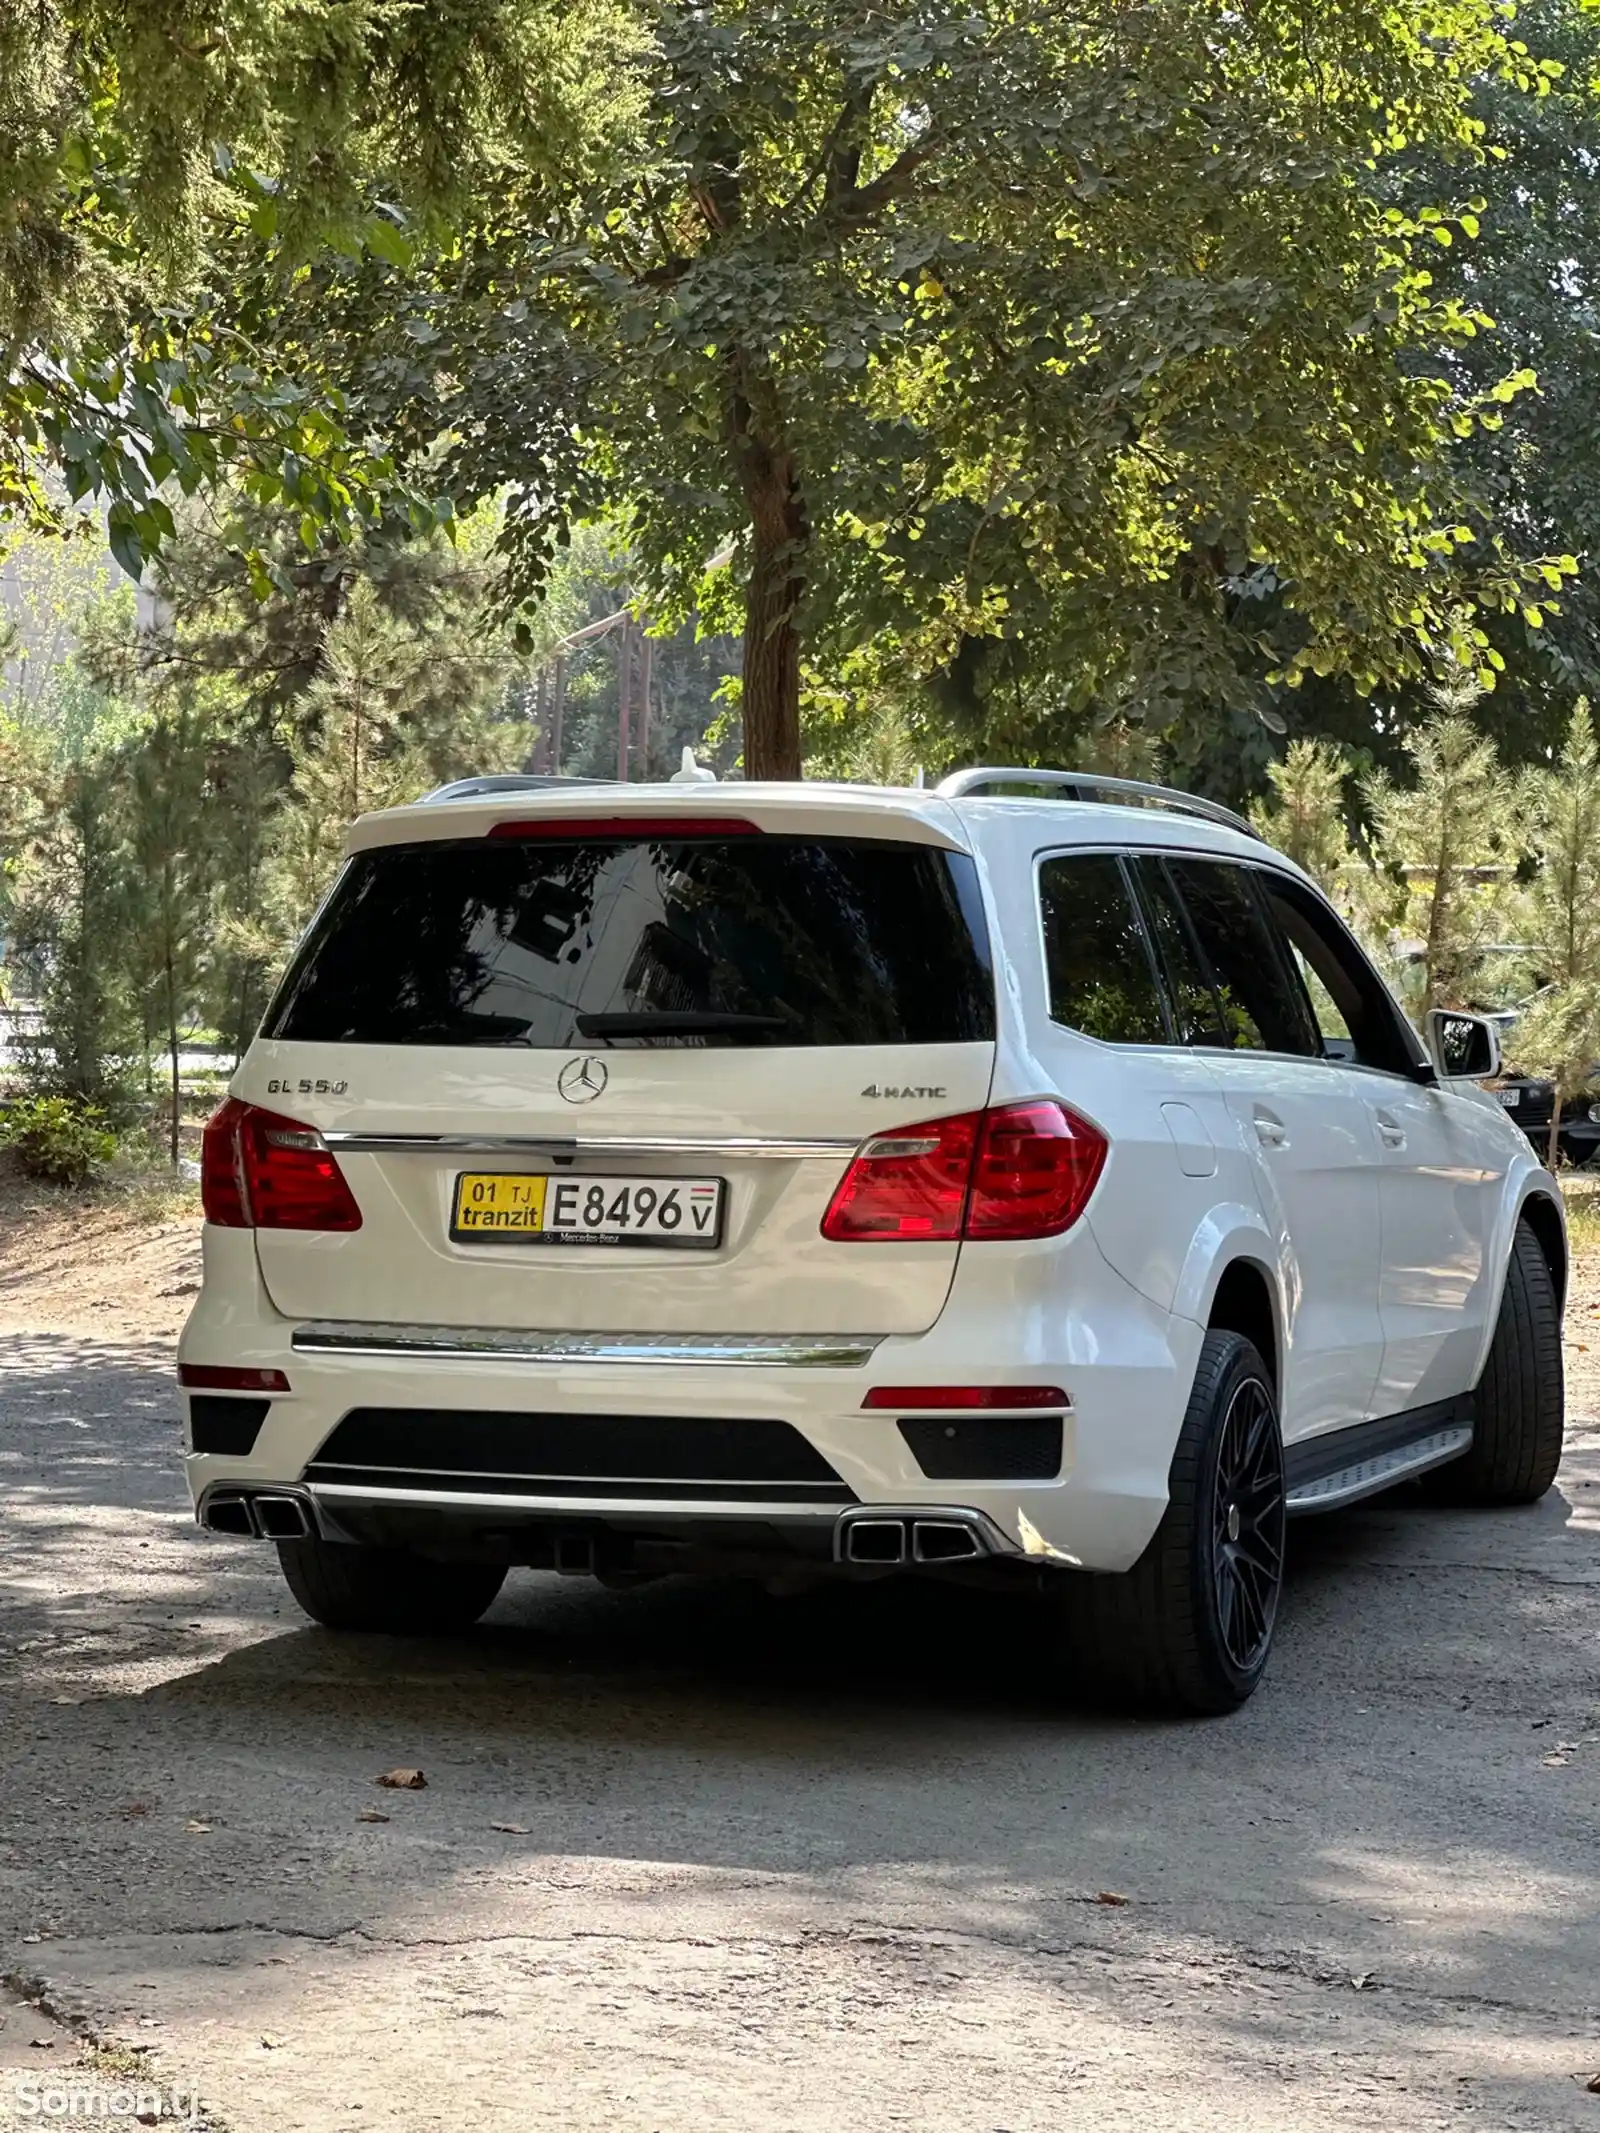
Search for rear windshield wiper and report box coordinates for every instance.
[575,1011,790,1038]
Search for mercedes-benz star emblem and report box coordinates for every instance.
[557,1055,609,1105]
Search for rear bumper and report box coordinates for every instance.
[178,1227,1202,1575]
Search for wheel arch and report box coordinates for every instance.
[1517,1186,1567,1315]
[1204,1257,1283,1406]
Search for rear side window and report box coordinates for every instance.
[1128,857,1228,1047]
[1165,859,1320,1057]
[263,834,995,1049]
[1038,854,1168,1043]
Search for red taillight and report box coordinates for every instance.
[965,1098,1108,1240]
[862,1386,1070,1410]
[200,1099,363,1232]
[487,816,762,840]
[820,1112,979,1240]
[821,1099,1106,1244]
[178,1363,292,1392]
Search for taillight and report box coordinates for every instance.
[819,1113,978,1240]
[965,1098,1107,1240]
[821,1100,1106,1244]
[178,1363,292,1392]
[200,1099,363,1232]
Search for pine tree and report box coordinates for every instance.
[1508,701,1600,1167]
[1364,672,1521,1013]
[124,703,216,1163]
[1248,740,1354,893]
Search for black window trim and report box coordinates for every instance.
[1031,839,1430,1079]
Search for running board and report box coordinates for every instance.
[1285,1425,1472,1515]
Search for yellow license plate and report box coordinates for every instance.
[451,1172,549,1237]
[450,1171,726,1248]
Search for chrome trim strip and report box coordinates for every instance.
[1285,1425,1472,1515]
[291,1324,881,1368]
[309,1482,844,1519]
[321,1132,858,1159]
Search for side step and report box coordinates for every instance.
[1285,1424,1472,1516]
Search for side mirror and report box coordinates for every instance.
[1424,1008,1501,1083]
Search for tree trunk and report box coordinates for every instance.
[727,354,808,780]
[164,950,180,1169]
[1548,1088,1563,1174]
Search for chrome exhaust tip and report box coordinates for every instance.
[201,1491,255,1537]
[252,1493,312,1540]
[840,1519,909,1566]
[911,1519,982,1564]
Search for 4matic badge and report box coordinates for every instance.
[861,1083,947,1100]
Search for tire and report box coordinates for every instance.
[276,1537,507,1632]
[1425,1221,1564,1507]
[1053,1331,1286,1716]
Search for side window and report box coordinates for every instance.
[1255,873,1423,1077]
[1038,853,1169,1043]
[1166,859,1320,1057]
[1128,857,1227,1047]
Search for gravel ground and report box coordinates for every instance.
[0,1203,1598,2131]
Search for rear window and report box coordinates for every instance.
[263,833,995,1049]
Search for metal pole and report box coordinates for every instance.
[639,633,654,780]
[551,654,566,774]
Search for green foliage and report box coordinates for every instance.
[271,0,1576,775]
[1249,742,1356,895]
[1,0,638,576]
[1363,669,1522,1012]
[1508,701,1600,1157]
[0,1093,117,1185]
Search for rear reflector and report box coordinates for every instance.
[179,1364,291,1393]
[201,1099,363,1232]
[862,1386,1070,1410]
[487,816,762,840]
[821,1099,1106,1243]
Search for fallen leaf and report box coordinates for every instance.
[124,1802,150,1819]
[357,1810,390,1825]
[21,1935,41,1945]
[1350,1973,1372,1990]
[1094,1891,1130,1907]
[490,1822,531,1835]
[375,1768,426,1790]
[260,2035,285,2051]
[51,1696,81,1707]
[1586,2071,1600,2093]
[1543,1753,1571,1767]
[185,1819,213,1834]
[29,2039,55,2050]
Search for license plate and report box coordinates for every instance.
[1496,1088,1521,1108]
[450,1172,725,1249]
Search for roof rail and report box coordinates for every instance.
[934,766,1260,841]
[421,773,616,804]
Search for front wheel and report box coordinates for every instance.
[1054,1331,1286,1715]
[276,1537,507,1632]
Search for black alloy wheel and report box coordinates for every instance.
[1210,1373,1286,1673]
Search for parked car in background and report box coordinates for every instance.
[1482,1011,1600,1168]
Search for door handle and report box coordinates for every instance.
[1253,1116,1288,1148]
[1373,1112,1407,1150]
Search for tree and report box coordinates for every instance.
[124,702,217,1163]
[1248,743,1356,895]
[1365,672,1522,1012]
[1509,701,1600,1165]
[281,0,1572,777]
[1,0,633,576]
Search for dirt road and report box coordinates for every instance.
[1,1207,1598,2130]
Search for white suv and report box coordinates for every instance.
[179,768,1566,1713]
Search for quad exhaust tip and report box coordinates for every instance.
[836,1511,989,1567]
[201,1489,312,1540]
